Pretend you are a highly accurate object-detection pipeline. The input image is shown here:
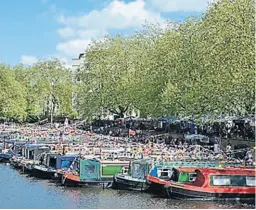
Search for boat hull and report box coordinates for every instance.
[10,161,23,170]
[31,168,56,179]
[0,158,10,163]
[0,154,12,163]
[165,185,256,202]
[62,174,113,188]
[112,175,147,191]
[146,175,169,197]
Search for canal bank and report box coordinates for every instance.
[0,164,254,209]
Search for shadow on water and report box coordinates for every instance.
[0,164,255,209]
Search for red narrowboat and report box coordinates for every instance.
[165,167,256,201]
[146,167,197,196]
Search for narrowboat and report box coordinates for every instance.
[164,167,256,201]
[18,144,51,174]
[62,158,129,187]
[30,152,61,179]
[0,152,13,163]
[53,154,78,181]
[146,161,243,196]
[112,159,152,191]
[146,166,197,196]
[10,155,25,169]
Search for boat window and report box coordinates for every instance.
[189,173,197,182]
[123,168,128,174]
[212,175,231,186]
[230,176,246,186]
[211,175,254,186]
[246,176,256,186]
[49,157,56,168]
[158,168,172,179]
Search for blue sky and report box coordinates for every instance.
[0,0,212,66]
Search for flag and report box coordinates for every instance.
[68,156,77,172]
[129,129,136,136]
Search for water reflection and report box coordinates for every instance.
[0,164,254,209]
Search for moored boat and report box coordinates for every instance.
[146,161,243,196]
[62,158,129,187]
[146,165,196,196]
[164,167,256,201]
[0,152,13,163]
[53,154,78,181]
[30,152,61,179]
[112,159,152,191]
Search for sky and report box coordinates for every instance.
[0,0,214,67]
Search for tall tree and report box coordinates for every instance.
[0,64,27,120]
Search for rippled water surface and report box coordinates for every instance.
[0,165,254,209]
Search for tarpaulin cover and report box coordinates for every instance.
[150,166,157,177]
[131,162,149,179]
[80,159,101,181]
[56,155,77,169]
[61,160,71,168]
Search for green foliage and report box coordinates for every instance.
[0,64,27,120]
[0,0,254,121]
[77,0,255,119]
[0,59,73,122]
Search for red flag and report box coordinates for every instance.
[129,129,136,136]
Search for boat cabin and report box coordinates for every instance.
[129,159,152,179]
[56,154,77,170]
[78,158,130,181]
[192,168,256,188]
[41,152,61,168]
[21,144,51,160]
[170,167,197,182]
[164,167,256,200]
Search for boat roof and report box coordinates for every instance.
[196,167,256,176]
[132,159,152,164]
[174,167,197,173]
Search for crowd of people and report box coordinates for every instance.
[0,116,255,165]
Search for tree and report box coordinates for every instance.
[32,59,73,121]
[0,64,27,120]
[13,59,73,122]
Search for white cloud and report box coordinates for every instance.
[149,0,215,12]
[54,0,215,62]
[58,0,163,30]
[56,39,92,57]
[55,0,164,58]
[20,55,38,66]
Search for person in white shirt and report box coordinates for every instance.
[226,141,232,158]
[214,141,220,155]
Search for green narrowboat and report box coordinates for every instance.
[61,158,129,187]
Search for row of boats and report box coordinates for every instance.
[1,143,255,203]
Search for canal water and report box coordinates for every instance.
[0,164,254,209]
